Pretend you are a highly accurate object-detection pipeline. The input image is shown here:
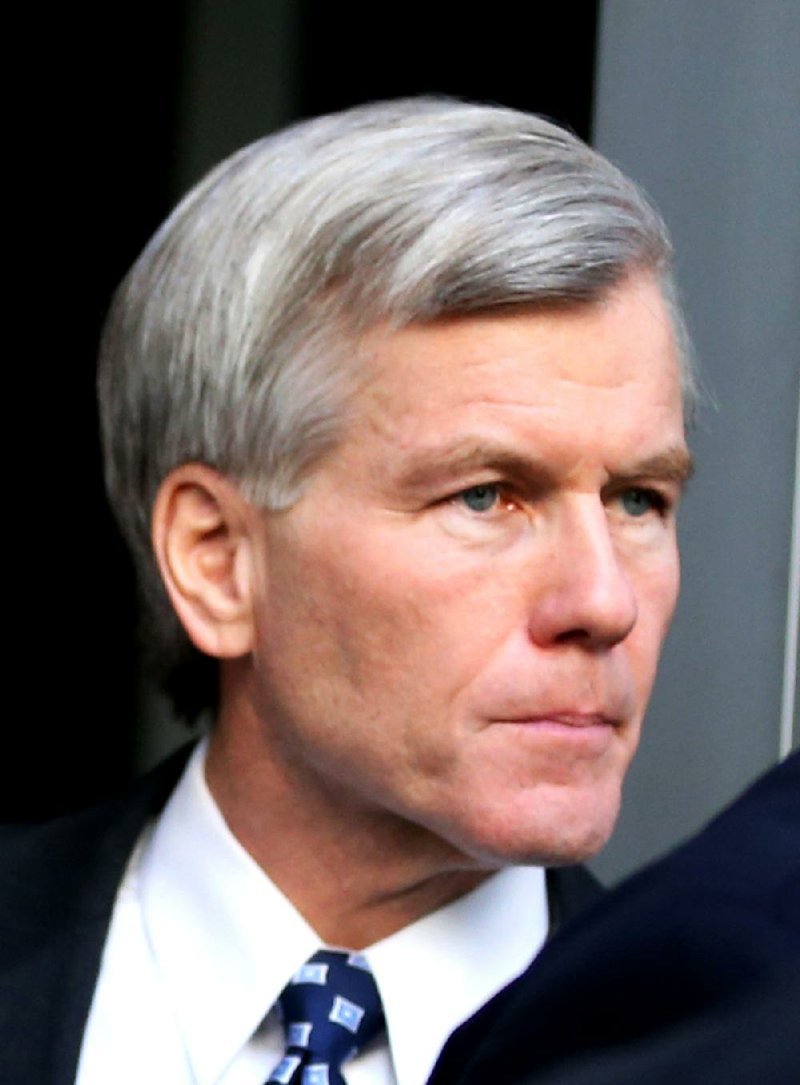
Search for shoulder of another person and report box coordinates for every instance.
[546,862,604,929]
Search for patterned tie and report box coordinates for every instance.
[266,949,385,1085]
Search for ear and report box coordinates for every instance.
[152,464,259,660]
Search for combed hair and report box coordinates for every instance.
[97,96,694,721]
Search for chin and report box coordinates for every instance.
[451,779,624,868]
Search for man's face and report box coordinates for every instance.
[246,273,689,869]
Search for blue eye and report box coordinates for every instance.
[458,484,500,513]
[620,488,663,517]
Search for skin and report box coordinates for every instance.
[177,271,691,947]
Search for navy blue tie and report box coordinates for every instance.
[266,949,385,1085]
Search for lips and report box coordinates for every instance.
[492,712,621,729]
[486,712,622,759]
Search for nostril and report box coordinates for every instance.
[554,626,594,644]
[527,553,639,650]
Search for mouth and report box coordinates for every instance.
[490,712,621,754]
[494,711,620,727]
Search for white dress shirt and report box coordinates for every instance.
[77,741,549,1085]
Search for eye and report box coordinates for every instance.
[456,483,502,513]
[619,487,667,518]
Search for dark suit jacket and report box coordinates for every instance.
[0,744,599,1085]
[429,752,800,1085]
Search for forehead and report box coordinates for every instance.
[345,274,684,458]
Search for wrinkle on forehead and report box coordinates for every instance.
[358,303,676,402]
[337,272,684,474]
[358,381,684,469]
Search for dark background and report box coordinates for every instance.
[6,2,599,820]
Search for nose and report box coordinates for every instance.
[527,499,638,650]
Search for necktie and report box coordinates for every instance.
[266,949,385,1085]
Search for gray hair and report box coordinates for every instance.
[97,96,693,718]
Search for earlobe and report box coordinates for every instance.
[152,464,258,660]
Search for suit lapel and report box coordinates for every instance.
[0,745,193,1085]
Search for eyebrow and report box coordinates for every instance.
[610,448,695,484]
[396,440,695,491]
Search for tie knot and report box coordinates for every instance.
[268,949,385,1085]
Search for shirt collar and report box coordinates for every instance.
[366,864,547,1085]
[139,740,320,1085]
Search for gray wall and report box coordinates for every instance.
[591,0,800,883]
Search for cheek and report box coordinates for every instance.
[255,526,452,718]
[650,544,681,637]
[295,525,515,682]
[629,552,681,697]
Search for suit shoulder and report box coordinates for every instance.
[0,744,194,951]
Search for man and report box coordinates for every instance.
[0,98,693,1084]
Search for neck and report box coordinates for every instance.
[204,697,491,949]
